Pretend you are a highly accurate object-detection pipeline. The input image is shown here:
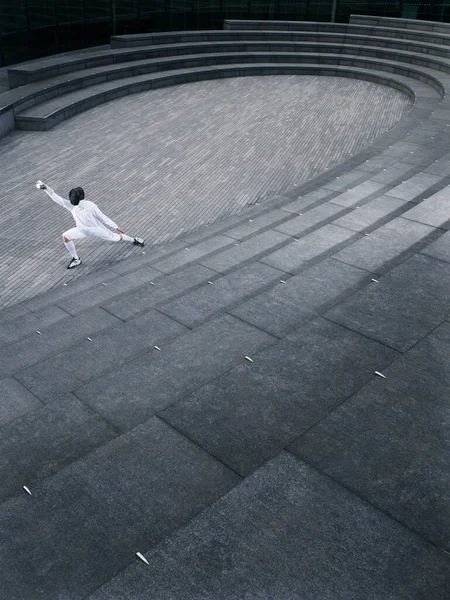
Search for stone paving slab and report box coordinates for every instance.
[425,155,450,175]
[14,309,189,402]
[86,453,450,600]
[161,318,398,476]
[0,303,32,324]
[222,208,292,240]
[289,321,450,550]
[358,154,398,172]
[328,180,387,206]
[274,202,348,235]
[0,307,120,379]
[0,394,118,502]
[401,189,450,228]
[101,263,215,320]
[230,258,372,337]
[57,265,164,315]
[384,172,444,201]
[102,263,217,320]
[326,253,450,351]
[75,314,275,431]
[370,164,423,186]
[280,190,337,214]
[397,145,442,165]
[199,229,291,272]
[151,235,236,273]
[106,239,187,275]
[333,216,439,274]
[332,195,412,232]
[0,377,44,427]
[0,305,70,344]
[177,215,244,245]
[158,261,285,328]
[322,168,370,191]
[260,224,360,274]
[0,417,240,600]
[384,140,422,156]
[22,268,121,312]
[421,229,450,262]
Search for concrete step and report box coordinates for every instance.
[8,33,450,88]
[14,262,285,402]
[0,305,71,345]
[115,22,450,48]
[225,19,450,47]
[350,14,450,35]
[14,59,440,132]
[0,307,121,380]
[9,44,450,109]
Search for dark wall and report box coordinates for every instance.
[1,0,449,67]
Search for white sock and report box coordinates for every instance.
[64,240,79,259]
[121,234,134,242]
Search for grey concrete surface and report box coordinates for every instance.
[87,454,450,600]
[1,19,450,600]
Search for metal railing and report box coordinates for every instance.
[1,0,450,66]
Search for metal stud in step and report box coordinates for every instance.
[136,552,149,565]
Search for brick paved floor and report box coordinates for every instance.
[0,75,410,307]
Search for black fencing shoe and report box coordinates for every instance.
[67,258,82,269]
[133,237,145,247]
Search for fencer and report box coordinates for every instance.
[36,181,144,269]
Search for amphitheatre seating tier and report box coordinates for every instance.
[223,20,450,48]
[350,14,450,33]
[7,34,450,90]
[2,19,450,138]
[14,63,422,132]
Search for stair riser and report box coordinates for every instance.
[7,45,447,126]
[14,62,418,132]
[350,14,450,35]
[9,25,450,87]
[14,49,435,121]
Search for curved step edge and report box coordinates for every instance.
[14,63,421,132]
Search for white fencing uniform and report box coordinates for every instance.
[39,182,142,266]
[45,187,121,242]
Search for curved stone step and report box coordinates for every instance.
[0,48,443,132]
[2,43,446,128]
[225,18,450,37]
[3,19,450,140]
[2,26,449,141]
[350,14,450,34]
[9,27,450,88]
[9,35,450,91]
[14,56,442,132]
[116,22,450,49]
[7,44,450,110]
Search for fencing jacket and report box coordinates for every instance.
[45,186,118,230]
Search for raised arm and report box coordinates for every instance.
[36,181,72,211]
